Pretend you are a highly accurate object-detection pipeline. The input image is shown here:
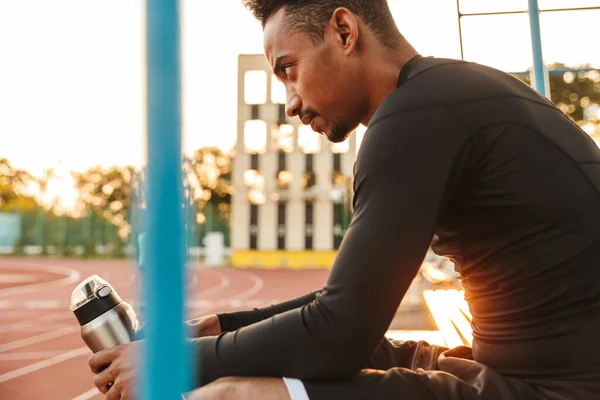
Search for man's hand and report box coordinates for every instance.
[88,341,140,400]
[186,314,221,338]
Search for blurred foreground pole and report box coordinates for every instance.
[527,0,549,97]
[143,1,191,399]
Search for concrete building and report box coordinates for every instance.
[231,54,366,268]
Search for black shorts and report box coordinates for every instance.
[300,338,599,400]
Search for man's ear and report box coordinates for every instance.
[330,7,358,55]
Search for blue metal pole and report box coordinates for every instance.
[527,0,548,97]
[143,1,190,399]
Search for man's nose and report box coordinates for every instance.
[286,94,301,118]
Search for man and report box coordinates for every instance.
[89,1,600,399]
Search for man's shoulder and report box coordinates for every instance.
[371,57,537,127]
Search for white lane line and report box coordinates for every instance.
[0,300,65,310]
[72,388,101,400]
[195,269,231,298]
[127,268,233,319]
[0,263,80,297]
[0,326,79,352]
[187,272,198,290]
[24,300,62,309]
[0,312,73,333]
[0,274,38,283]
[19,324,72,332]
[186,299,267,309]
[187,270,263,309]
[0,351,68,361]
[229,269,265,301]
[0,346,90,383]
[0,308,38,319]
[187,269,264,318]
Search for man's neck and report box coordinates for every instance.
[361,41,418,126]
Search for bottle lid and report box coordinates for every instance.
[70,275,122,326]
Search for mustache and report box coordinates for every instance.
[299,108,318,121]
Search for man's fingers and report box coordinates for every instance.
[105,379,121,400]
[93,366,115,394]
[89,346,119,373]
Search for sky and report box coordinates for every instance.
[1,0,599,177]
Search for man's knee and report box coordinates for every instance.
[187,377,290,400]
[187,377,241,400]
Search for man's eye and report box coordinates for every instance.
[283,65,293,76]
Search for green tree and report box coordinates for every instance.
[517,64,600,123]
[73,165,134,242]
[0,158,37,211]
[187,147,233,222]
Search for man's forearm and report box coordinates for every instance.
[217,290,322,332]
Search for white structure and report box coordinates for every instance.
[232,55,365,267]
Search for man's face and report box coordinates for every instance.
[263,8,363,143]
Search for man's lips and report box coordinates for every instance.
[311,119,325,134]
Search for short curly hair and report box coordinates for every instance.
[242,0,402,48]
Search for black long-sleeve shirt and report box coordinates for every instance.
[191,56,600,385]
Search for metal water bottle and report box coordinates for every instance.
[70,275,141,353]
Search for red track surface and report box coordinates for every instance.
[0,258,329,399]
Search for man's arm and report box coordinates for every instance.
[192,106,471,386]
[217,291,323,332]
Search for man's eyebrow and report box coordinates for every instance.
[273,54,290,75]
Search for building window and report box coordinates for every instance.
[250,204,259,249]
[244,70,267,105]
[277,202,286,250]
[301,154,316,189]
[305,153,313,172]
[272,124,294,153]
[244,120,267,154]
[298,125,321,154]
[278,104,287,125]
[331,140,349,154]
[276,170,293,190]
[333,203,343,249]
[355,124,367,154]
[271,75,286,104]
[250,104,260,120]
[278,151,286,171]
[333,153,341,172]
[244,169,266,205]
[305,202,313,250]
[250,153,259,170]
[277,146,292,190]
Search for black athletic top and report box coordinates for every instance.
[191,56,600,385]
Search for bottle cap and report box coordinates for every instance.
[70,275,122,326]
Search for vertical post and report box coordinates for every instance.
[104,217,111,247]
[82,209,92,257]
[144,1,190,399]
[82,209,91,243]
[59,215,67,255]
[205,200,213,234]
[36,206,45,252]
[527,0,549,97]
[455,0,464,60]
[127,203,135,248]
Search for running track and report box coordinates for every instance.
[0,258,329,399]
